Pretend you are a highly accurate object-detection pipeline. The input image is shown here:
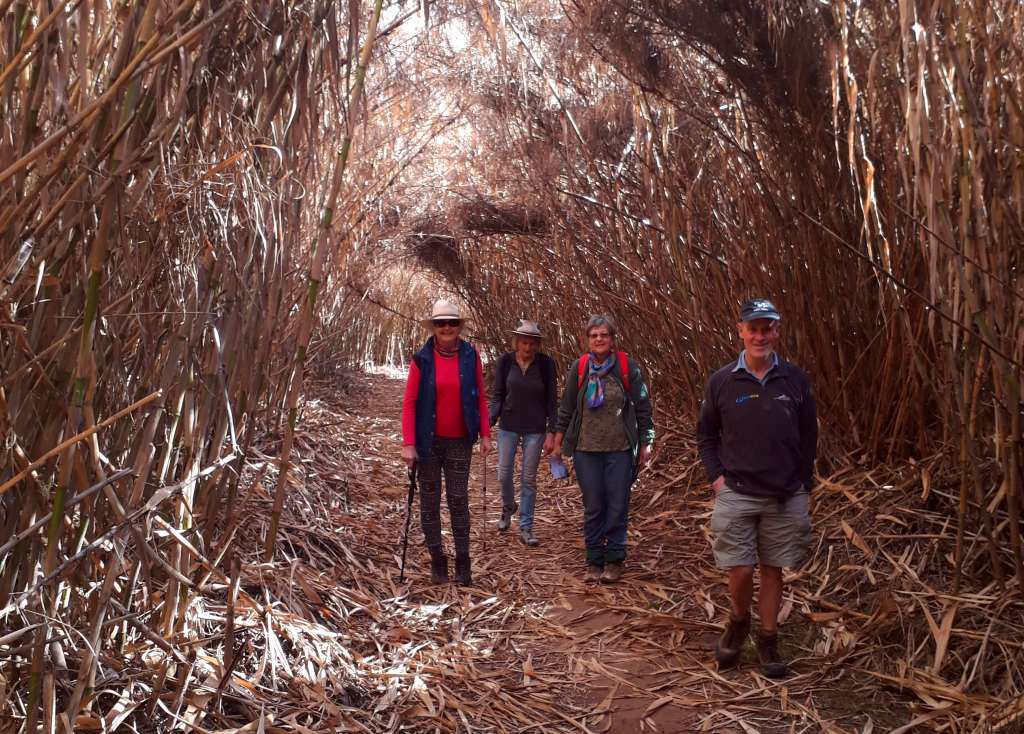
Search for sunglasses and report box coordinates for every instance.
[433,319,461,328]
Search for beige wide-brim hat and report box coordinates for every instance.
[420,299,472,327]
[511,319,543,339]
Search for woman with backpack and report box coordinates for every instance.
[488,319,558,547]
[401,299,491,585]
[551,314,655,583]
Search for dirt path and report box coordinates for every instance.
[242,370,908,733]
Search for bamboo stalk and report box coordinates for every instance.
[265,0,385,561]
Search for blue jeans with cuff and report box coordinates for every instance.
[496,429,544,531]
[572,449,634,565]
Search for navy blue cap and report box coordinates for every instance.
[740,298,781,322]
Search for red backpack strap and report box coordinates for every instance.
[617,351,630,392]
[577,353,631,392]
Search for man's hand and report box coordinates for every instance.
[639,444,653,468]
[480,436,491,456]
[711,475,726,492]
[401,445,418,468]
[542,433,555,456]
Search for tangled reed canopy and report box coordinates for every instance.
[0,0,1022,731]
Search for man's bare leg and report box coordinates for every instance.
[754,564,790,677]
[757,564,783,632]
[728,565,755,619]
[716,565,756,667]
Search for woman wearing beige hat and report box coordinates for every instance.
[401,299,491,585]
[488,319,558,546]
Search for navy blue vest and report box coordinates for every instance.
[413,337,481,458]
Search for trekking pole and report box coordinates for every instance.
[482,451,488,554]
[399,462,417,583]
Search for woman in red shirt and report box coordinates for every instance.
[402,299,490,585]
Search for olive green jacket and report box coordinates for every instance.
[555,355,655,467]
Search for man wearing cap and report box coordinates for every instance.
[697,298,817,677]
[489,319,558,547]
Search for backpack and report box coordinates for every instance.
[577,352,630,392]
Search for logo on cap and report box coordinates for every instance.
[740,298,781,321]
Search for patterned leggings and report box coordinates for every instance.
[419,437,472,554]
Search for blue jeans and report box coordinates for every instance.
[496,429,544,531]
[572,450,634,564]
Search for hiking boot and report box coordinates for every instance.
[454,553,473,586]
[428,548,448,585]
[714,615,750,669]
[756,632,791,678]
[498,502,518,531]
[519,528,539,547]
[600,562,623,584]
[585,564,603,582]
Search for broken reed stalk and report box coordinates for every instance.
[0,391,160,496]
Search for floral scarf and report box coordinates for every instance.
[584,352,615,409]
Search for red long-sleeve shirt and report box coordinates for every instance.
[402,350,490,446]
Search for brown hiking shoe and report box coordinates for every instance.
[585,564,603,582]
[600,562,623,584]
[756,632,791,678]
[714,615,750,669]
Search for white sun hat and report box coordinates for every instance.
[511,319,543,338]
[420,299,471,327]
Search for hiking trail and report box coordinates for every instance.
[235,369,907,733]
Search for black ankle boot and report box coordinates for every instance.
[454,552,472,586]
[428,547,449,584]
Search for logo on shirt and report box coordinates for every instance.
[736,393,760,404]
[774,394,791,402]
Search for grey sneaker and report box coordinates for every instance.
[519,528,539,547]
[585,564,604,582]
[497,502,517,531]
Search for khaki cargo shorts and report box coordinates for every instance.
[710,486,811,569]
